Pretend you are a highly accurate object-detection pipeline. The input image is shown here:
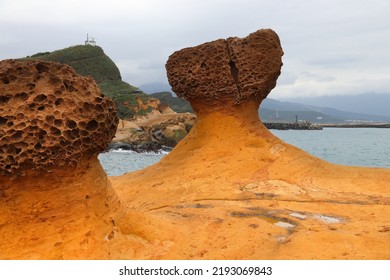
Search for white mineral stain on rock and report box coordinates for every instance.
[289,212,307,219]
[274,221,295,228]
[312,214,342,224]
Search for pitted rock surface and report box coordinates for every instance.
[0,59,118,176]
[165,29,283,106]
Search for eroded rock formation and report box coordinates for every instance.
[113,113,196,152]
[0,59,118,177]
[0,60,131,259]
[111,29,390,259]
[166,29,282,107]
[112,97,196,152]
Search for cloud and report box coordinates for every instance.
[1,0,390,97]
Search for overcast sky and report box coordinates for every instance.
[1,0,390,99]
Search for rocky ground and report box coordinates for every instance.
[111,98,195,152]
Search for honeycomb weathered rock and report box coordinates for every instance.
[0,59,119,176]
[165,29,283,106]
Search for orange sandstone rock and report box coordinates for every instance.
[0,59,118,177]
[111,29,390,259]
[166,29,283,106]
[0,60,137,259]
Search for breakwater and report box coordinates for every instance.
[263,122,323,130]
[323,123,390,128]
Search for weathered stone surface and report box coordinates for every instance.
[0,59,118,176]
[113,113,196,151]
[165,29,283,106]
[110,29,390,260]
[0,59,130,259]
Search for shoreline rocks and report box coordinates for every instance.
[113,112,196,152]
[264,122,323,130]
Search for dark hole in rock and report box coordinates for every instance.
[15,92,28,100]
[95,104,104,112]
[50,127,61,136]
[37,130,47,139]
[67,120,77,129]
[0,116,7,126]
[67,85,76,92]
[34,94,47,103]
[86,120,98,131]
[11,131,23,140]
[46,115,55,123]
[71,129,79,138]
[27,83,35,90]
[1,77,10,84]
[83,102,91,111]
[63,130,74,140]
[35,63,49,73]
[54,98,63,106]
[0,95,10,105]
[54,119,63,127]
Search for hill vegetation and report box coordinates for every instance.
[25,45,152,119]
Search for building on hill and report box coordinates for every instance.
[85,34,96,46]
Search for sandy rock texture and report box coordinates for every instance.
[0,60,139,259]
[0,59,118,177]
[166,29,282,106]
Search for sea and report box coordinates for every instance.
[98,128,390,176]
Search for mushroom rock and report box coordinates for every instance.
[0,60,142,259]
[112,29,390,259]
[165,29,282,109]
[0,59,118,176]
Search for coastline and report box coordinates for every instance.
[323,123,390,128]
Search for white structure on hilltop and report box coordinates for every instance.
[85,34,96,46]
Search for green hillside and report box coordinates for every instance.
[25,45,151,119]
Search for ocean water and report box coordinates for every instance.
[271,128,390,168]
[98,128,390,176]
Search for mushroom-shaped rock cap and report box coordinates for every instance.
[166,29,283,107]
[0,59,118,176]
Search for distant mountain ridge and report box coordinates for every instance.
[279,93,390,118]
[147,91,390,123]
[261,98,390,123]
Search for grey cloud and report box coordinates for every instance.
[1,0,389,97]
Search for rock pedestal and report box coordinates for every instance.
[0,60,130,259]
[112,29,390,259]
